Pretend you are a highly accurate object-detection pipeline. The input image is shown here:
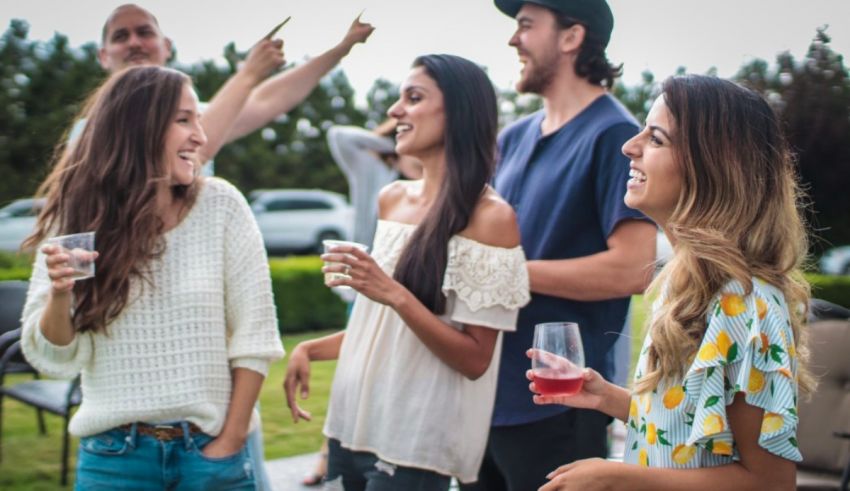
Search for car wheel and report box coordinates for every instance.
[843,262,850,276]
[315,230,343,254]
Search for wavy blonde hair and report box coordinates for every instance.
[635,75,814,395]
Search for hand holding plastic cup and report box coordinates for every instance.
[46,231,96,280]
[531,322,585,396]
[322,240,368,290]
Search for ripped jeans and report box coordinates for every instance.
[75,422,255,490]
[324,438,450,491]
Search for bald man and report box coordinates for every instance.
[97,4,374,164]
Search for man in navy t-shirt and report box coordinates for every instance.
[461,1,657,489]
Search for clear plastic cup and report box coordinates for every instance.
[47,231,96,280]
[322,240,368,290]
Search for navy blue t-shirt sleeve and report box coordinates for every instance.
[593,122,649,238]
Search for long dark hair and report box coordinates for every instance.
[554,13,622,88]
[25,66,197,333]
[391,54,498,314]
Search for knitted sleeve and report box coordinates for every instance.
[221,184,285,376]
[19,248,93,379]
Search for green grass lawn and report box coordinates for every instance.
[0,330,338,490]
[0,298,649,490]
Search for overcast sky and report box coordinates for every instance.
[2,0,848,105]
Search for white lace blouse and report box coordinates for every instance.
[323,220,530,483]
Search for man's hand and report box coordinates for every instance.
[241,37,286,85]
[340,13,375,51]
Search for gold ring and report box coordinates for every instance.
[344,265,351,275]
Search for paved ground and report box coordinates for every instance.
[265,452,322,491]
[263,421,627,490]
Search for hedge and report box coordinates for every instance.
[269,256,348,334]
[805,273,850,309]
[2,251,847,332]
[0,251,348,334]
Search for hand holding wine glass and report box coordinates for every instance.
[527,322,611,411]
[530,322,585,395]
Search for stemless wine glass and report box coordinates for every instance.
[531,322,585,396]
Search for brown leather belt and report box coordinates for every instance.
[119,422,203,441]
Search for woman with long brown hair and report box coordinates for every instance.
[528,74,813,490]
[284,54,530,489]
[20,65,283,490]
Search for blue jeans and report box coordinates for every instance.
[325,438,451,491]
[75,422,255,490]
[245,425,271,491]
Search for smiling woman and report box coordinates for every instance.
[19,65,284,490]
[530,75,813,491]
[284,54,530,489]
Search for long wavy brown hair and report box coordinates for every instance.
[635,75,814,395]
[24,66,199,334]
[391,54,497,314]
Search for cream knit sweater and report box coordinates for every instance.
[20,178,285,437]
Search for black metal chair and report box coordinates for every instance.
[0,280,46,436]
[0,280,82,486]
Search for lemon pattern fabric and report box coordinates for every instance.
[623,279,802,468]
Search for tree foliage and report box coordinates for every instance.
[1,20,849,249]
[0,20,103,202]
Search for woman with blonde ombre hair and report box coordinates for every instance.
[528,74,813,491]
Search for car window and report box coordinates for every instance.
[265,198,333,211]
[0,201,42,218]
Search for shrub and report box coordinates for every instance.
[0,267,31,281]
[806,273,850,309]
[0,253,348,334]
[269,256,348,334]
[0,250,33,269]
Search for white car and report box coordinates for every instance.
[0,198,44,252]
[820,246,850,276]
[249,189,354,254]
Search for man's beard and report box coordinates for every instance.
[516,50,558,95]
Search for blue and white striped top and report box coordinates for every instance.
[623,278,802,468]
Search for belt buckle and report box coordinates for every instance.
[153,424,177,441]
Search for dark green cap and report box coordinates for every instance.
[494,0,614,47]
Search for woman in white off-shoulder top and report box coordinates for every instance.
[283,54,530,490]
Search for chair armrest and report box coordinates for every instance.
[66,375,82,408]
[0,327,22,354]
[0,339,26,384]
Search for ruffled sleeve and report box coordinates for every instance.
[684,279,801,461]
[441,237,530,331]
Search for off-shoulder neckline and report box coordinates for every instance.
[377,219,523,253]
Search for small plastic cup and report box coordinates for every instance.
[47,231,96,280]
[322,240,368,290]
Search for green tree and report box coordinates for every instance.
[0,20,103,204]
[736,28,850,250]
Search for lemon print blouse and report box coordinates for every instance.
[623,279,802,468]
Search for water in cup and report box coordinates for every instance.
[531,322,585,396]
[47,231,96,280]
